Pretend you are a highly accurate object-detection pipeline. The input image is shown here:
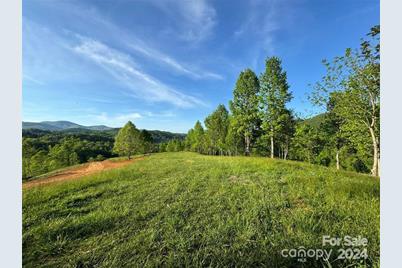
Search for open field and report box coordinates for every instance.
[23,152,379,267]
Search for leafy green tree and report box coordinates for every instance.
[140,129,154,153]
[276,109,295,160]
[166,140,175,152]
[259,57,293,158]
[166,139,183,152]
[319,93,347,170]
[30,150,49,176]
[290,124,321,163]
[46,138,80,170]
[185,128,195,151]
[225,116,244,156]
[229,69,260,156]
[204,104,229,155]
[159,142,167,152]
[311,25,380,176]
[22,138,38,178]
[192,121,205,153]
[113,121,143,159]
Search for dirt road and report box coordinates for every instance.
[23,157,144,190]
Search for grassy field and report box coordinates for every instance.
[23,152,379,267]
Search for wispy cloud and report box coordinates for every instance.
[42,0,222,80]
[233,0,299,55]
[147,0,217,43]
[128,43,223,80]
[88,110,178,128]
[23,74,44,85]
[72,36,206,108]
[94,112,142,126]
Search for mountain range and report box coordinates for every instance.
[22,121,113,131]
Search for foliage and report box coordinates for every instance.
[229,69,260,155]
[166,139,185,152]
[113,121,143,159]
[22,134,112,179]
[184,121,205,153]
[204,104,229,155]
[259,57,293,158]
[311,25,380,176]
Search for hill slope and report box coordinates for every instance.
[22,121,113,131]
[302,113,326,128]
[23,152,379,267]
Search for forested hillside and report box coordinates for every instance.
[22,128,185,179]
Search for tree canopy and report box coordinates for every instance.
[113,121,143,159]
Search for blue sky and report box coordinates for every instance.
[23,0,379,133]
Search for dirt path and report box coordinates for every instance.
[23,157,145,190]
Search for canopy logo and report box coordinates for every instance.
[281,246,332,263]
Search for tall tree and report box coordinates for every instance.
[193,121,205,153]
[229,69,260,156]
[259,57,293,158]
[290,124,320,163]
[113,121,143,159]
[225,115,244,156]
[276,109,295,160]
[204,104,229,155]
[140,129,154,153]
[311,25,380,176]
[320,92,347,170]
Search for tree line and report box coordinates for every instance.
[22,131,114,179]
[22,126,184,179]
[184,25,380,176]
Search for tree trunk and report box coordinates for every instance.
[283,139,289,160]
[270,132,274,159]
[336,150,340,170]
[284,146,288,160]
[245,135,250,156]
[369,126,379,176]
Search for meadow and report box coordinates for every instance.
[23,152,379,267]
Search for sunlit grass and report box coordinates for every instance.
[23,152,379,267]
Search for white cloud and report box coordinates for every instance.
[88,110,180,128]
[128,43,223,80]
[93,113,142,122]
[233,0,298,55]
[23,74,44,85]
[148,0,217,43]
[72,36,206,108]
[94,112,142,126]
[40,0,222,80]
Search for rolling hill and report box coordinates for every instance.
[302,113,326,128]
[22,121,113,131]
[22,121,186,143]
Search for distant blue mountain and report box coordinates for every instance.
[22,121,113,131]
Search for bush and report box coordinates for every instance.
[96,154,105,161]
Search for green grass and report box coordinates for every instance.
[23,152,379,267]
